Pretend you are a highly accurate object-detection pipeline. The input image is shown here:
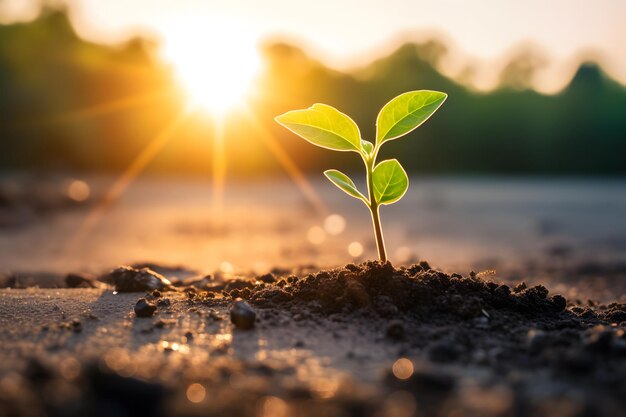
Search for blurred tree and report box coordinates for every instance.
[0,7,625,176]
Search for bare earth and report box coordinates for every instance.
[0,176,625,417]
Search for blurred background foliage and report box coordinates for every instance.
[1,8,625,177]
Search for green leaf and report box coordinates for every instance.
[361,140,374,155]
[324,169,366,201]
[372,159,409,205]
[275,104,362,152]
[376,90,447,145]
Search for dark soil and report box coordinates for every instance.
[1,261,625,417]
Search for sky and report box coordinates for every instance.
[2,0,625,91]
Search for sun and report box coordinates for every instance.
[161,21,261,115]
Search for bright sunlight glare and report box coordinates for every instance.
[161,20,261,115]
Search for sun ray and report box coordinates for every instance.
[242,107,327,216]
[65,109,190,252]
[211,117,227,221]
[5,88,179,134]
[51,88,176,124]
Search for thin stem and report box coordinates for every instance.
[370,203,387,262]
[365,153,387,262]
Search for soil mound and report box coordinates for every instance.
[245,261,569,319]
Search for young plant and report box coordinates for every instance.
[275,90,447,262]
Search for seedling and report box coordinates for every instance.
[275,90,447,262]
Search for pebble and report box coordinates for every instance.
[230,300,256,330]
[104,266,173,292]
[134,298,157,318]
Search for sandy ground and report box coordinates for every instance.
[0,261,625,417]
[0,175,625,416]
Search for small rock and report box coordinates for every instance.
[134,298,157,318]
[103,266,174,292]
[230,300,256,330]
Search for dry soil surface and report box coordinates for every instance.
[1,262,625,417]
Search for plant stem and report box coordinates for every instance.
[370,203,387,262]
[365,154,388,262]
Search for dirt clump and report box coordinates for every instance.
[102,266,176,292]
[247,261,567,319]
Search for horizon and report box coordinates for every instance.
[1,0,625,94]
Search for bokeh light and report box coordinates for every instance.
[257,396,288,417]
[392,358,414,380]
[186,383,206,403]
[323,214,346,235]
[307,226,326,245]
[58,357,81,380]
[66,180,90,202]
[348,241,364,257]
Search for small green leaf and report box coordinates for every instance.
[275,104,361,152]
[372,159,409,205]
[324,169,366,201]
[376,90,447,145]
[361,140,374,155]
